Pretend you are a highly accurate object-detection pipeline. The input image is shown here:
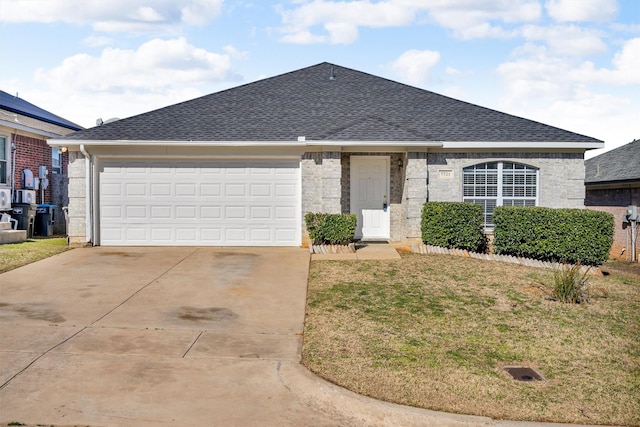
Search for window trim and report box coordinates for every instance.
[0,134,9,185]
[462,161,539,227]
[52,146,62,174]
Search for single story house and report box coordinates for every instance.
[1,90,83,234]
[50,62,603,247]
[585,139,640,261]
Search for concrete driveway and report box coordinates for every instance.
[0,246,497,427]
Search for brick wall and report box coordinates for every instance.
[12,134,68,205]
[12,134,69,235]
[586,186,640,261]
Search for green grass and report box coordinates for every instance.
[0,237,70,273]
[302,253,640,425]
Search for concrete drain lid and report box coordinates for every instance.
[504,366,544,381]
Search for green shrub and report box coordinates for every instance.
[305,213,357,245]
[534,261,608,304]
[493,206,614,266]
[421,202,487,252]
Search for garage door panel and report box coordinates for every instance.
[99,159,300,246]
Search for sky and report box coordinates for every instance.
[1,0,638,159]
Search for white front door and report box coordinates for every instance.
[350,156,390,240]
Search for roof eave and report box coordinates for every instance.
[1,119,65,139]
[47,139,444,148]
[442,141,604,149]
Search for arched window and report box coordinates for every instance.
[463,162,538,227]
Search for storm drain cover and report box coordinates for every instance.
[504,366,544,381]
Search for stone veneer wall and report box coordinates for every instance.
[426,152,586,208]
[66,150,87,245]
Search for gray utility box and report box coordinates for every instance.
[35,204,56,237]
[12,203,37,238]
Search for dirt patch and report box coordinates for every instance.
[0,303,66,323]
[177,306,237,323]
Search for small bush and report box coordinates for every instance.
[534,261,608,304]
[421,202,487,253]
[305,213,357,245]
[493,207,614,266]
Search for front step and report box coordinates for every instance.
[0,229,27,244]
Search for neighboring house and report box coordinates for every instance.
[0,90,83,233]
[49,63,603,247]
[585,139,640,261]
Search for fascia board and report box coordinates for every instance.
[442,141,604,149]
[1,119,62,138]
[47,139,443,148]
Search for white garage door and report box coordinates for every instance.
[99,159,301,246]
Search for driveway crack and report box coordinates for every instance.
[90,248,200,326]
[0,327,87,391]
[182,331,204,358]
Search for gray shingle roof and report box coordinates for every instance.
[58,62,601,143]
[585,139,640,184]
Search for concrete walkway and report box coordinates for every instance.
[311,242,402,261]
[0,247,600,427]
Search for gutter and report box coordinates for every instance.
[79,144,92,244]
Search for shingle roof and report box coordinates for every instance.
[0,91,83,132]
[58,62,600,143]
[585,139,640,184]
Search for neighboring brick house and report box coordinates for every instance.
[585,139,640,261]
[0,90,83,233]
[50,63,603,247]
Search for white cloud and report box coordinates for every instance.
[390,49,440,85]
[276,0,541,44]
[35,38,240,92]
[24,38,244,127]
[496,38,639,155]
[83,36,114,48]
[520,25,607,56]
[570,37,640,85]
[1,0,223,32]
[545,0,618,22]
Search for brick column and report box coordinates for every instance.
[66,151,87,245]
[321,151,342,213]
[404,152,428,239]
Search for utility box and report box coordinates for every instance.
[627,205,638,221]
[12,203,37,238]
[35,204,56,237]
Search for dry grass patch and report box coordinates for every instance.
[302,254,639,425]
[0,238,70,273]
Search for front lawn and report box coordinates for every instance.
[302,253,639,425]
[0,237,70,274]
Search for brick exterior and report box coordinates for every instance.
[426,151,585,208]
[586,187,640,261]
[12,134,68,205]
[67,149,590,246]
[0,134,69,236]
[66,151,87,245]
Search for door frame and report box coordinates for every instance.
[350,155,390,240]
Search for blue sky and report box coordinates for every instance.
[1,0,638,158]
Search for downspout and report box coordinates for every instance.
[79,144,92,244]
[11,132,17,202]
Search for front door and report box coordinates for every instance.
[350,156,390,240]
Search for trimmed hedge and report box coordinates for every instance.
[305,213,357,245]
[421,202,487,252]
[493,206,614,266]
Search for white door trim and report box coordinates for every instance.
[350,156,390,240]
